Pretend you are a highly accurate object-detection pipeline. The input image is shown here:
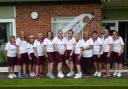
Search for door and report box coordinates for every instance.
[118,22,128,62]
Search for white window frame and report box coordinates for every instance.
[102,20,118,32]
[0,18,16,36]
[0,18,16,72]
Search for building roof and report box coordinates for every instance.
[0,0,102,5]
[0,0,101,2]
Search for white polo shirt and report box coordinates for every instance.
[113,36,124,53]
[53,37,66,53]
[27,43,35,54]
[5,42,17,57]
[44,38,54,52]
[102,36,113,52]
[33,39,44,56]
[74,40,83,54]
[64,37,76,50]
[16,38,28,54]
[82,38,94,58]
[93,37,103,55]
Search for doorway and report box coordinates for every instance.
[118,22,128,62]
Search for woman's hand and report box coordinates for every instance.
[107,53,110,58]
[29,55,32,60]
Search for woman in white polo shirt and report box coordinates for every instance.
[81,32,94,76]
[92,31,103,77]
[5,36,17,79]
[16,31,29,78]
[53,30,66,78]
[73,33,83,79]
[112,31,124,77]
[102,29,113,77]
[33,32,45,79]
[44,31,55,79]
[64,30,75,77]
[27,35,36,78]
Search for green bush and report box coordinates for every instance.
[0,48,7,66]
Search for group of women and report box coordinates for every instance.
[4,29,124,79]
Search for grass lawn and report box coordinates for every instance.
[0,78,128,86]
[0,78,128,89]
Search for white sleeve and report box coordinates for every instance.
[72,38,76,44]
[33,40,37,48]
[99,38,103,45]
[16,38,21,46]
[63,38,67,45]
[81,39,85,47]
[5,42,9,51]
[79,40,83,47]
[109,36,113,44]
[120,37,124,45]
[43,38,47,46]
[89,38,94,45]
[53,37,57,44]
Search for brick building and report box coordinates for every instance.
[0,0,102,67]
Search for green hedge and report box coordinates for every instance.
[0,49,7,66]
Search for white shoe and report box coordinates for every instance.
[97,72,101,77]
[75,73,79,76]
[93,72,99,76]
[113,72,117,76]
[74,73,82,79]
[12,73,17,78]
[8,74,14,79]
[67,71,74,77]
[30,73,35,77]
[32,72,36,77]
[47,73,51,77]
[117,73,122,77]
[58,72,65,78]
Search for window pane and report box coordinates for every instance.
[52,17,83,38]
[102,22,116,35]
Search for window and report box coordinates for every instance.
[0,19,16,67]
[52,17,83,37]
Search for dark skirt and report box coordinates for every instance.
[64,50,73,61]
[74,54,81,65]
[102,52,111,64]
[112,52,123,64]
[29,53,36,65]
[7,57,16,66]
[47,52,55,63]
[55,52,65,63]
[93,55,102,63]
[80,57,93,76]
[16,53,29,65]
[35,56,45,65]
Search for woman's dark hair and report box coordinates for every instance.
[68,30,74,34]
[10,36,15,39]
[46,31,54,39]
[113,30,119,36]
[92,31,98,34]
[58,29,62,33]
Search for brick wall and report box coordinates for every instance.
[16,3,102,37]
